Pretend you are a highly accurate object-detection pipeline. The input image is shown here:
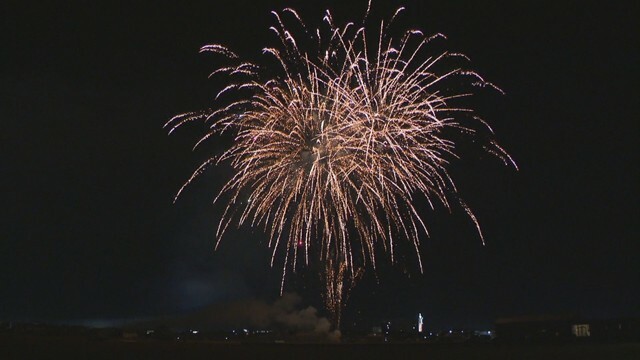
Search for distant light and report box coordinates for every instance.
[449,330,452,334]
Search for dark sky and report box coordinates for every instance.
[3,0,638,330]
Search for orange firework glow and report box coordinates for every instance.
[167,2,515,302]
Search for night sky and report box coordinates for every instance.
[3,1,638,330]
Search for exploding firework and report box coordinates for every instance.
[167,1,515,322]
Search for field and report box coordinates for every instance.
[2,335,639,360]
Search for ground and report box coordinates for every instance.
[2,335,639,360]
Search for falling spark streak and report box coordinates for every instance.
[167,4,516,298]
[323,257,364,329]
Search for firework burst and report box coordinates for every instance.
[167,2,515,307]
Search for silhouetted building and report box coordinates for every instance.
[495,315,640,342]
[495,314,578,341]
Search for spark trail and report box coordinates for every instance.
[167,1,515,326]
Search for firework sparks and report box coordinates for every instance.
[167,2,515,309]
[323,258,364,329]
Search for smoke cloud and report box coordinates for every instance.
[145,293,340,342]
